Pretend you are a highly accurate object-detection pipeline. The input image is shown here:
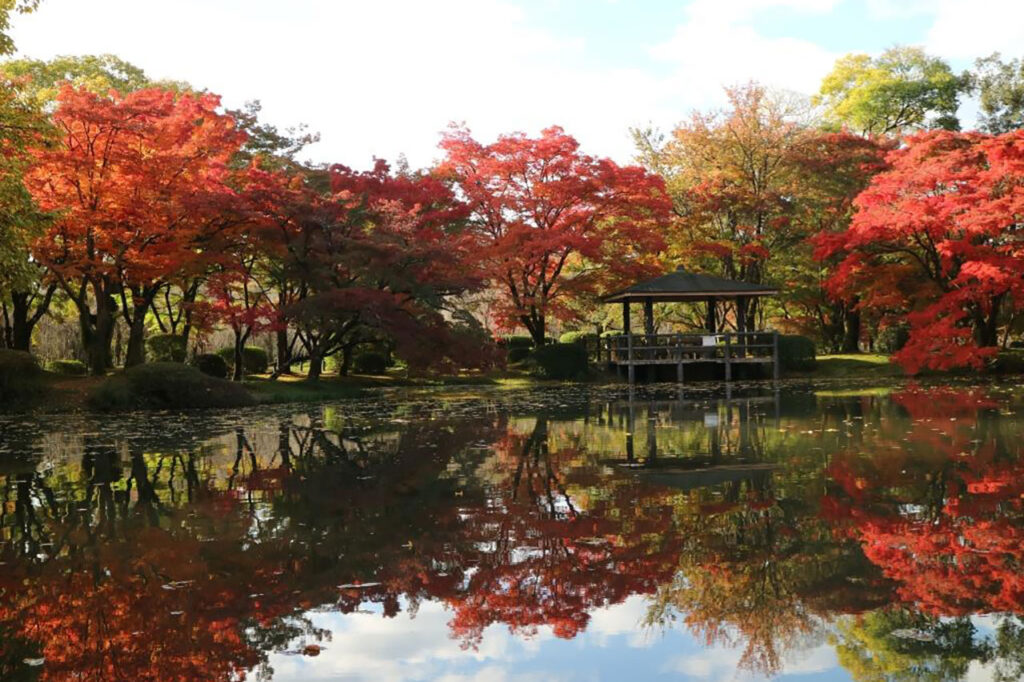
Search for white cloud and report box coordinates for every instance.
[9,0,851,169]
[923,0,1024,60]
[649,0,840,111]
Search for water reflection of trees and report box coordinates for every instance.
[2,386,1024,680]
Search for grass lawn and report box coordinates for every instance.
[810,354,902,379]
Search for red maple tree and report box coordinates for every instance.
[438,126,670,345]
[816,130,1024,372]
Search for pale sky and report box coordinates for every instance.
[9,0,1024,169]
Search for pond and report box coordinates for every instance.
[2,380,1024,681]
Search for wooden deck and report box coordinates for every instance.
[597,331,779,384]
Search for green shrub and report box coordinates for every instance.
[559,331,598,346]
[508,346,532,363]
[89,362,255,411]
[530,343,589,380]
[501,335,535,349]
[216,346,269,375]
[353,351,388,375]
[777,334,816,372]
[0,349,43,403]
[47,359,87,376]
[992,349,1024,374]
[192,353,229,379]
[147,334,187,362]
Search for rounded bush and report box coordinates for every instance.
[777,334,816,372]
[353,351,388,375]
[147,334,187,362]
[192,353,229,379]
[530,343,589,380]
[47,359,88,376]
[89,362,255,411]
[216,346,269,375]
[501,335,535,350]
[508,346,532,363]
[559,331,598,346]
[0,349,42,402]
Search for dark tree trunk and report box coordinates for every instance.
[973,296,1003,348]
[841,304,861,353]
[9,293,31,352]
[123,287,158,368]
[276,328,292,374]
[232,330,246,382]
[339,342,354,376]
[521,311,546,346]
[77,289,117,376]
[307,348,323,381]
[6,286,56,352]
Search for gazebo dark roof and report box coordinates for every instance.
[602,267,777,303]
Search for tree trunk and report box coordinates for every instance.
[276,328,292,374]
[124,295,154,368]
[307,348,323,381]
[9,293,32,352]
[339,343,354,376]
[81,293,116,376]
[841,304,861,353]
[521,311,546,346]
[7,286,56,352]
[232,330,245,381]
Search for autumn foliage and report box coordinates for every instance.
[439,126,670,345]
[817,130,1024,372]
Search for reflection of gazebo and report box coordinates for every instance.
[600,267,780,384]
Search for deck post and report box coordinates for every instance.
[643,297,654,337]
[772,331,780,383]
[725,334,732,382]
[627,331,635,384]
[676,333,684,385]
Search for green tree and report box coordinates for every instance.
[815,46,966,135]
[0,75,53,351]
[0,53,187,105]
[0,0,39,55]
[971,52,1024,134]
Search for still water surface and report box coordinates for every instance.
[3,381,1024,681]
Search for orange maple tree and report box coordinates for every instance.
[26,85,245,373]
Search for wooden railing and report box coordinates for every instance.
[598,331,779,383]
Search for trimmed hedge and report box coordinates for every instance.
[502,335,535,349]
[192,353,229,379]
[559,331,598,346]
[89,362,255,411]
[216,346,269,376]
[530,343,589,380]
[777,334,816,372]
[0,349,43,403]
[47,359,88,376]
[353,351,388,375]
[147,334,187,362]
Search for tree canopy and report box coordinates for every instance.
[815,46,966,135]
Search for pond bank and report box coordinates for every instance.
[5,351,1021,414]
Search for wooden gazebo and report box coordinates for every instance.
[600,267,779,384]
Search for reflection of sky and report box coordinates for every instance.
[266,596,848,682]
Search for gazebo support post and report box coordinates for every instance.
[623,301,635,384]
[770,331,778,385]
[725,334,732,382]
[705,297,717,334]
[643,297,654,337]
